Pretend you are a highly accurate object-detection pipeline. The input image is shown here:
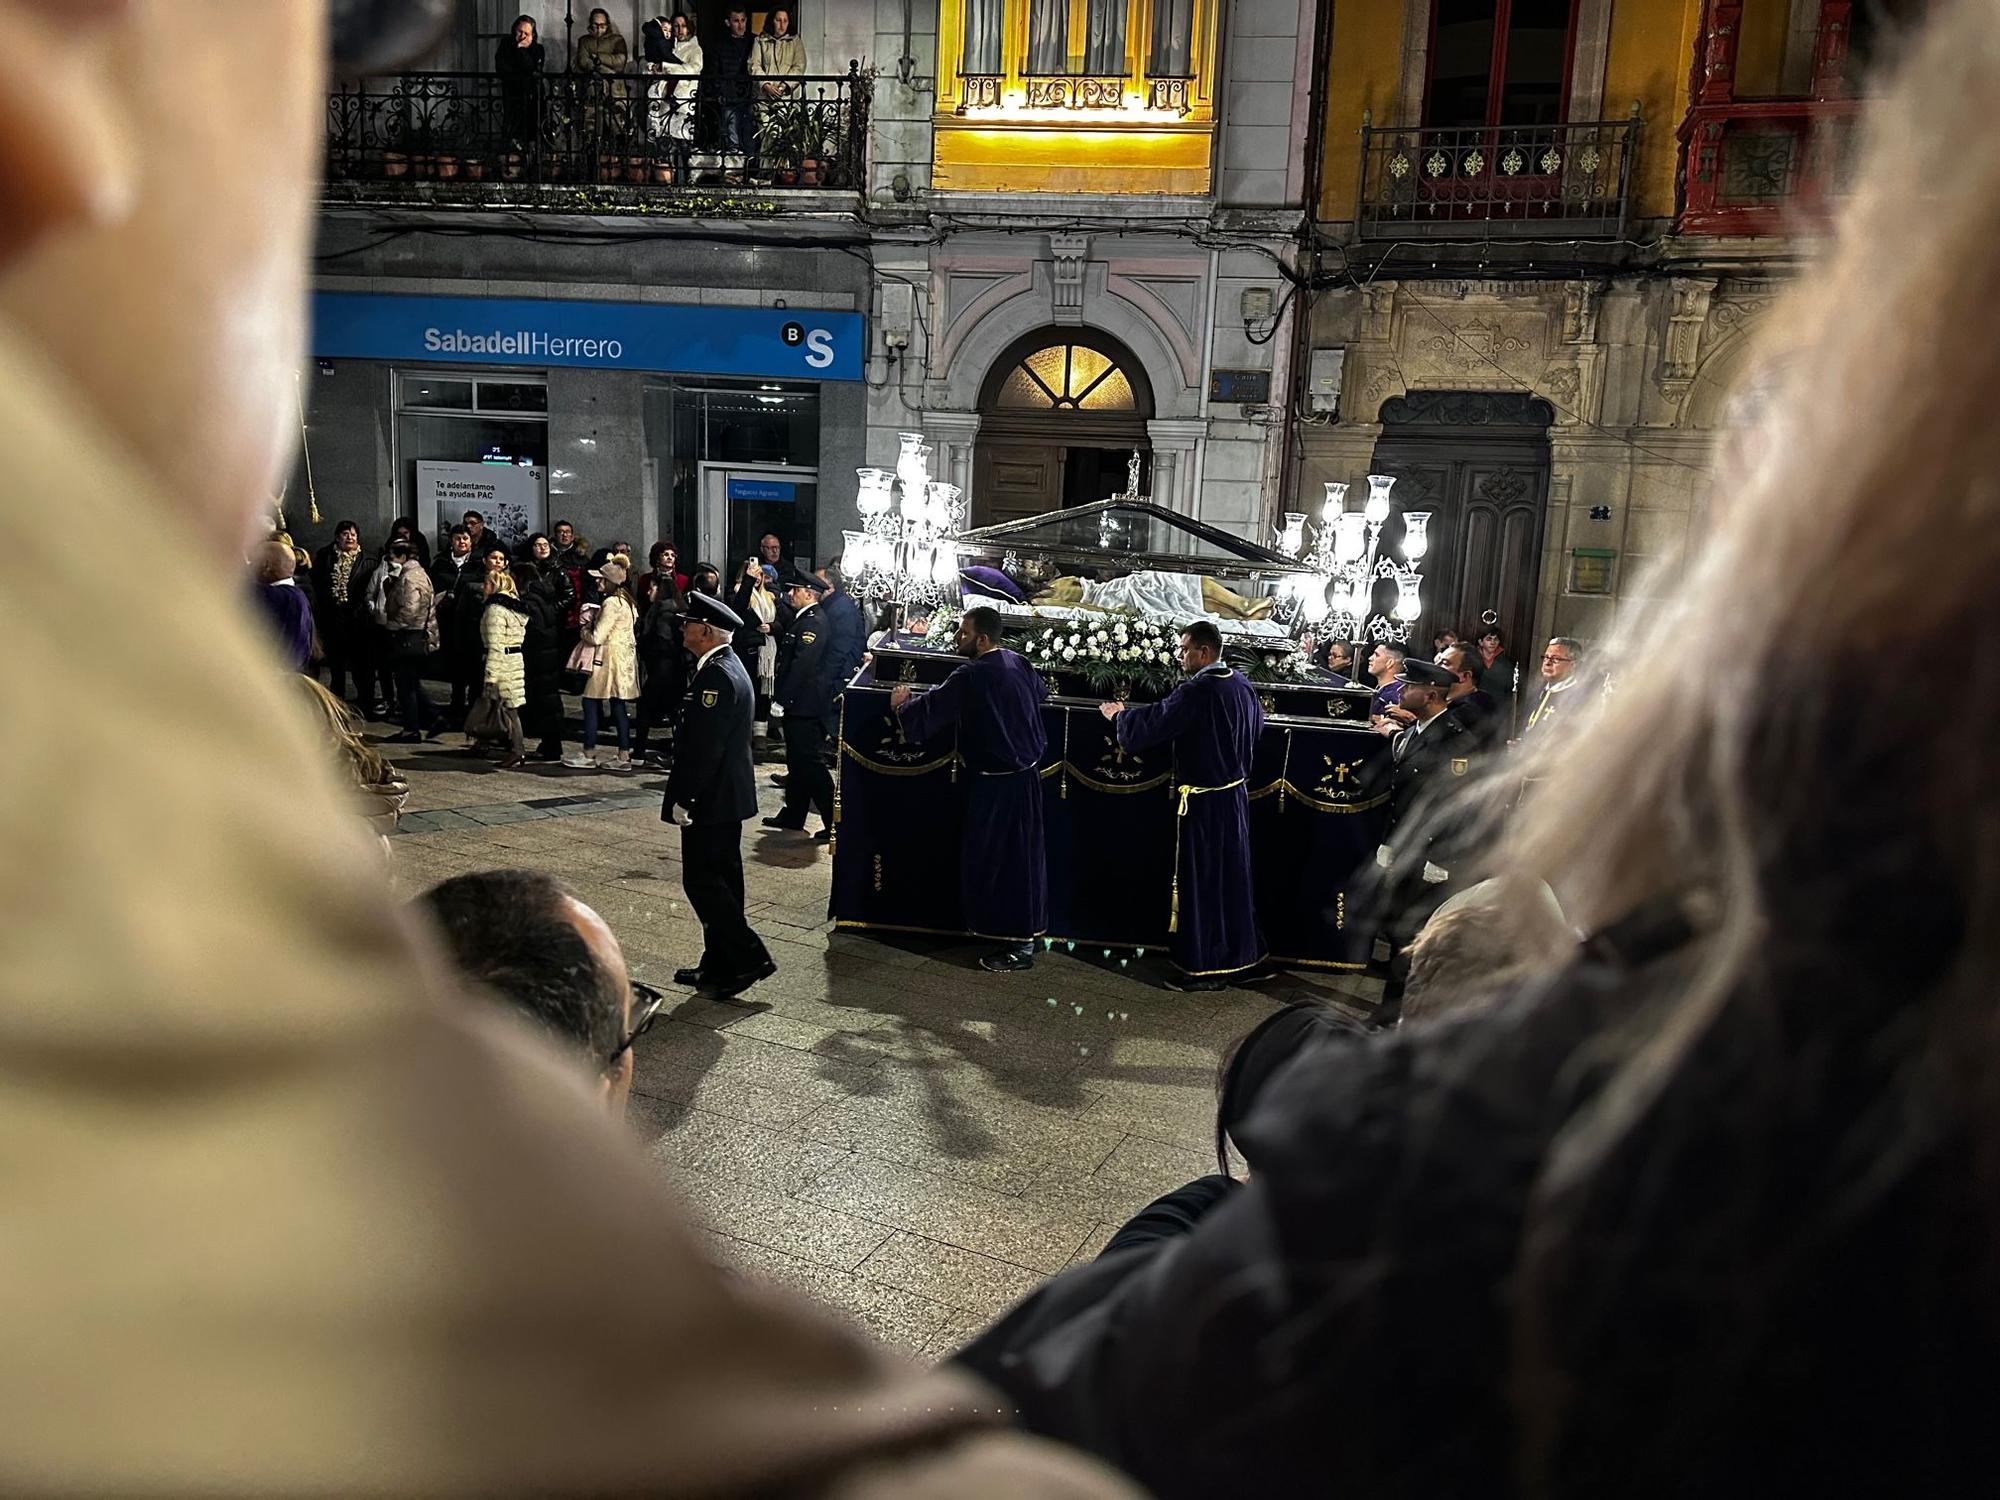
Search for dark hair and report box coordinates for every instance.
[511,13,537,37]
[387,539,415,559]
[1476,623,1505,646]
[691,562,721,587]
[333,518,359,537]
[962,605,1003,644]
[1374,642,1408,664]
[1213,1002,1357,1176]
[1441,644,1477,683]
[1181,619,1224,656]
[448,524,472,540]
[419,871,624,1068]
[589,7,610,24]
[390,515,418,537]
[649,541,677,568]
[512,559,543,585]
[554,518,574,532]
[462,510,485,524]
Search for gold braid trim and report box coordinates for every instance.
[841,746,961,777]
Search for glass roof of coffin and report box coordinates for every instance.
[957,501,1312,577]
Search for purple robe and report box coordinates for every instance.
[255,581,315,673]
[1115,664,1265,977]
[895,648,1049,942]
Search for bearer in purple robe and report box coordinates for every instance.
[1099,618,1266,991]
[889,605,1050,971]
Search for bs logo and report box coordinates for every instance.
[780,320,837,370]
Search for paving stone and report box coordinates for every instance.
[855,1232,1046,1319]
[800,1156,1099,1274]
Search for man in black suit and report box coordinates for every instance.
[1438,643,1504,754]
[764,569,838,843]
[1374,657,1475,1015]
[662,591,775,998]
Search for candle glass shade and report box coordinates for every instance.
[1278,513,1307,557]
[856,468,895,516]
[1401,511,1431,563]
[1333,511,1369,564]
[1321,481,1349,523]
[896,433,931,496]
[1394,570,1423,623]
[1364,473,1396,524]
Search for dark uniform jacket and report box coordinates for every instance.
[1444,688,1504,754]
[820,589,866,694]
[775,603,838,721]
[1382,708,1477,891]
[664,646,757,826]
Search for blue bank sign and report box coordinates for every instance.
[311,292,863,382]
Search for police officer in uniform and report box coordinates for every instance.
[764,569,838,843]
[662,591,775,997]
[1374,657,1474,1014]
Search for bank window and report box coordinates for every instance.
[644,379,822,570]
[1425,0,1580,129]
[393,368,549,545]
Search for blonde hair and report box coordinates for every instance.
[1494,0,2000,1477]
[296,677,394,789]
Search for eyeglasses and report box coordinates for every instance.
[606,981,666,1067]
[1541,654,1572,664]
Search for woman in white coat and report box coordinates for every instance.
[477,557,530,768]
[568,559,642,771]
[643,13,702,148]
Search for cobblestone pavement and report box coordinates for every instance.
[375,727,1380,1358]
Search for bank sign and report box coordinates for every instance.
[311,292,863,382]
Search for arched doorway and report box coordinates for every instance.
[972,329,1155,527]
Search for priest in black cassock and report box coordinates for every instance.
[888,605,1048,972]
[1099,618,1266,992]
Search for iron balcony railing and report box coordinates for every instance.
[326,66,870,195]
[1355,118,1639,239]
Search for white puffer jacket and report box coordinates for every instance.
[480,597,529,708]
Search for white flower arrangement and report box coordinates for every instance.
[1024,610,1183,693]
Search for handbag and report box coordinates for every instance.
[563,637,600,696]
[462,686,516,744]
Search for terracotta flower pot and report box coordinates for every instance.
[435,154,460,181]
[650,161,675,185]
[382,150,408,179]
[465,158,487,181]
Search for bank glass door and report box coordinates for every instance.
[697,462,821,584]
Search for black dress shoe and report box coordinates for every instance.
[761,815,806,831]
[1164,975,1228,993]
[811,827,833,845]
[769,773,789,787]
[672,966,705,987]
[708,957,777,997]
[386,730,422,743]
[977,949,1033,973]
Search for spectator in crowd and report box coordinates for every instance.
[448,536,494,726]
[1522,636,1585,740]
[518,530,552,568]
[574,7,629,76]
[386,513,431,568]
[635,546,688,768]
[1399,875,1573,1027]
[817,556,867,691]
[382,538,441,742]
[707,7,755,174]
[1471,622,1517,722]
[750,5,805,168]
[495,13,545,151]
[0,3,1152,1492]
[250,539,314,673]
[550,518,588,569]
[1439,642,1503,754]
[515,558,574,763]
[461,509,496,558]
[643,12,703,150]
[570,559,641,771]
[1432,626,1460,658]
[311,519,381,715]
[572,5,630,151]
[428,524,477,720]
[419,870,660,1120]
[1364,640,1407,717]
[731,554,781,730]
[688,560,722,598]
[477,554,529,769]
[638,540,687,612]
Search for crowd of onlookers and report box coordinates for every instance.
[256,510,870,782]
[496,6,810,181]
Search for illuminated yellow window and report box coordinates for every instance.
[936,0,1220,193]
[995,343,1138,410]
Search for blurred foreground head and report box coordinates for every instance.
[0,0,446,553]
[1484,0,2000,1483]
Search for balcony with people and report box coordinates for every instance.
[323,8,871,204]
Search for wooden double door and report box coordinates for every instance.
[1366,392,1553,673]
[972,415,1150,528]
